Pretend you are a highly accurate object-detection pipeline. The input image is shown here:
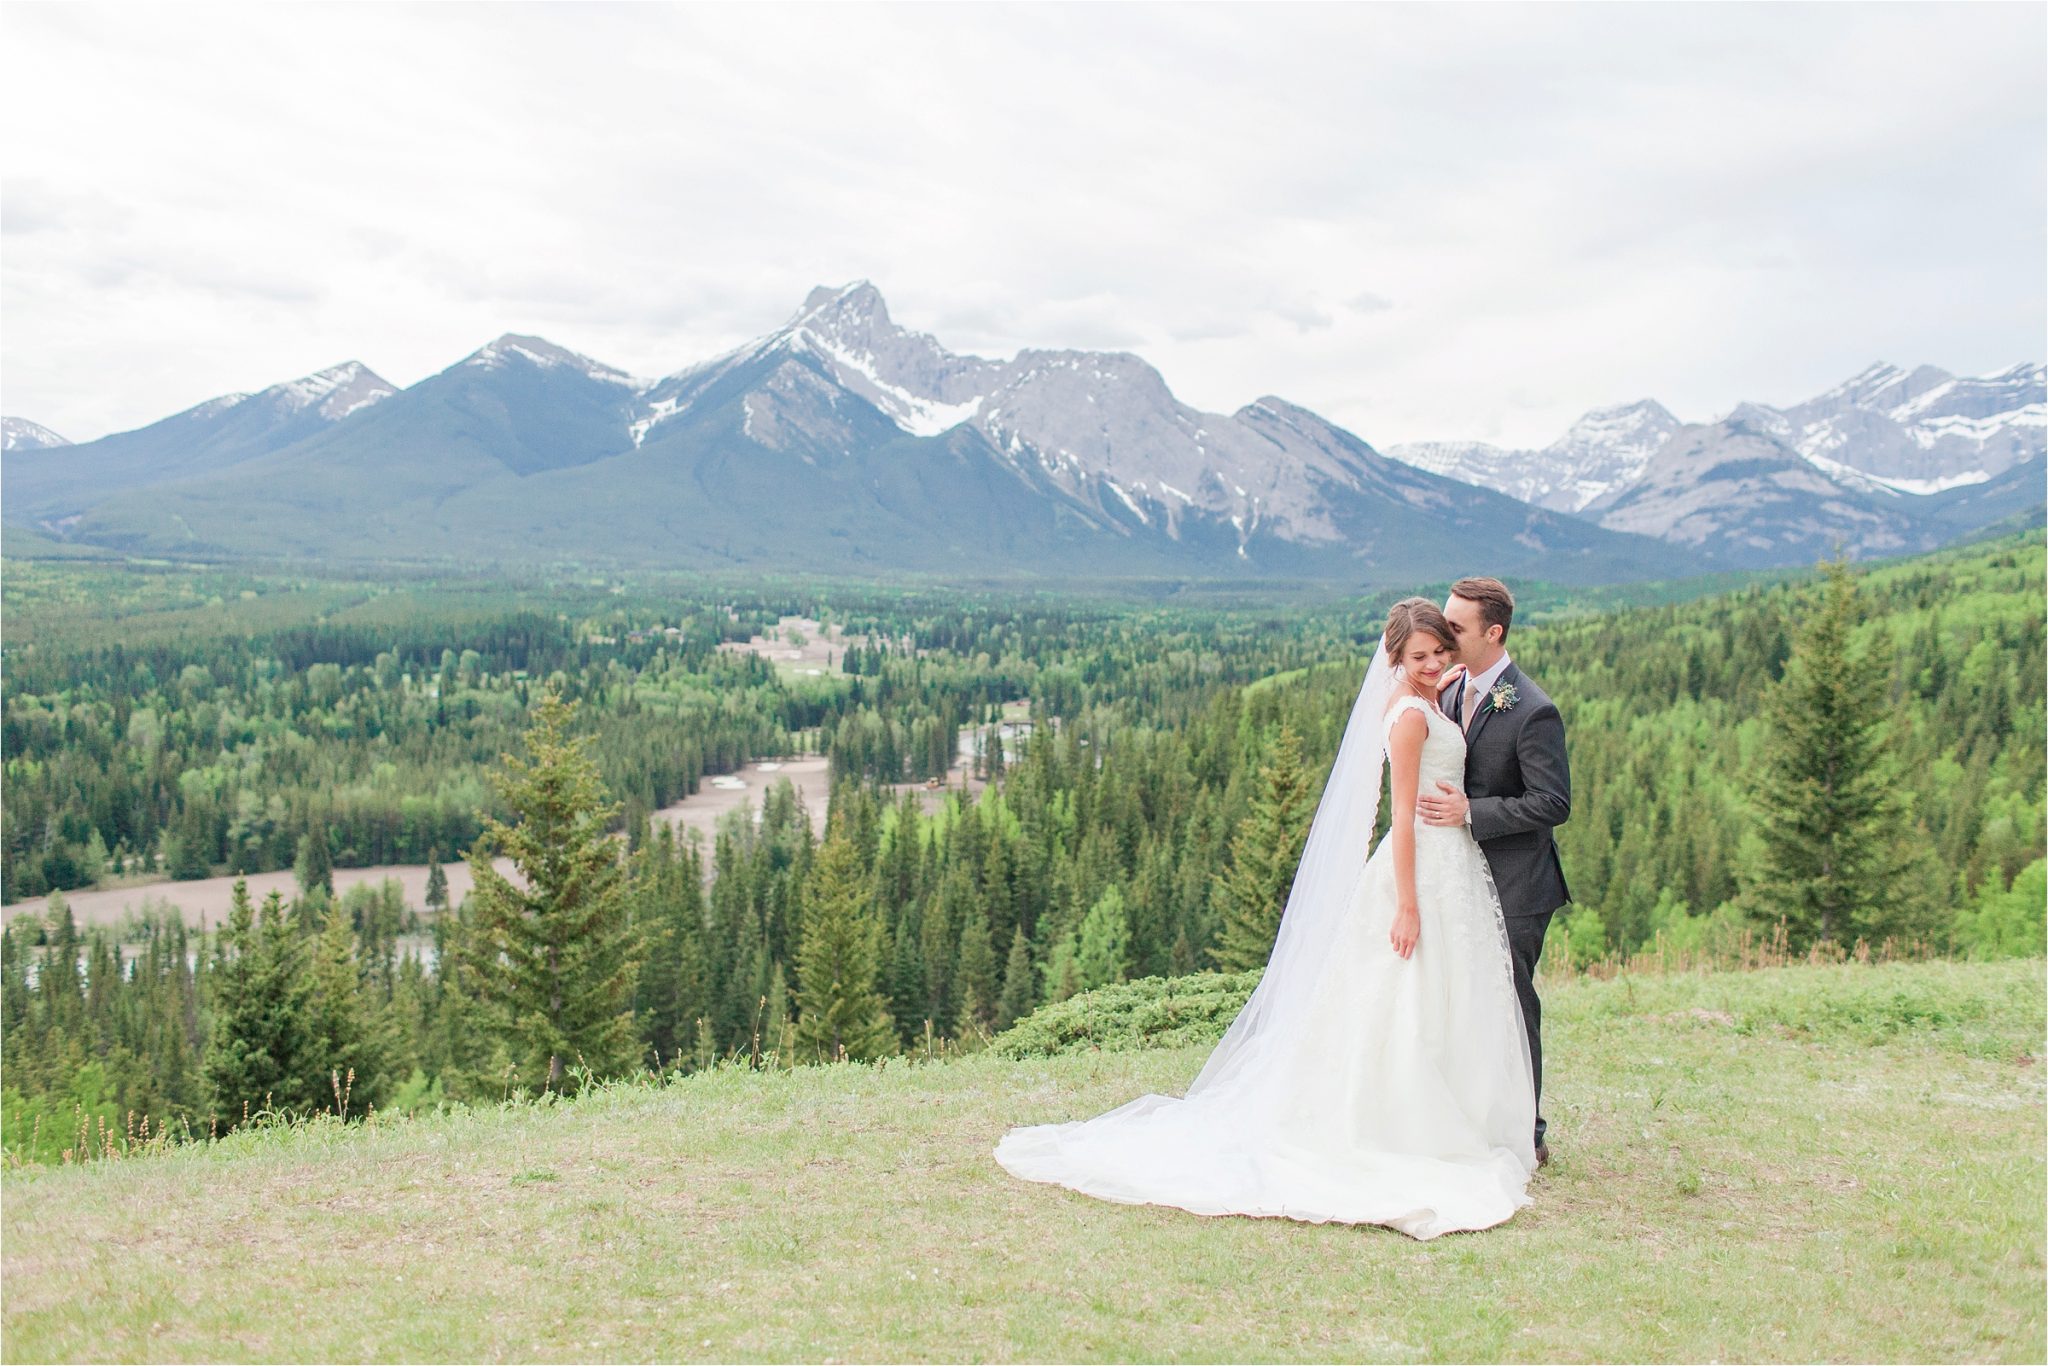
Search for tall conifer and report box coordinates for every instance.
[1743,560,1919,948]
[302,897,388,1113]
[464,688,643,1092]
[1210,724,1313,972]
[794,828,895,1062]
[204,881,311,1125]
[996,925,1035,1029]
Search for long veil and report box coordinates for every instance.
[1182,635,1400,1103]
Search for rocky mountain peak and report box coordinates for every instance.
[465,334,639,387]
[266,361,397,421]
[1561,399,1678,441]
[797,279,887,324]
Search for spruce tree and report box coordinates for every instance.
[793,829,895,1063]
[1075,886,1131,989]
[954,909,998,1031]
[631,825,708,1069]
[464,688,644,1092]
[1742,560,1917,949]
[255,889,316,1109]
[301,897,387,1114]
[996,925,1035,1029]
[919,871,960,1034]
[1210,724,1314,972]
[203,881,311,1126]
[427,904,504,1103]
[40,891,82,1035]
[424,850,449,915]
[295,825,334,900]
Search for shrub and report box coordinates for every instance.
[990,968,1262,1059]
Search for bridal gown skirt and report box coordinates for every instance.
[994,821,1537,1240]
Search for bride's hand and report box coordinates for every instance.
[1436,664,1467,694]
[1391,902,1420,959]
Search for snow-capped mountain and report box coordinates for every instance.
[1771,362,2044,493]
[1581,416,1928,562]
[1389,363,2042,514]
[9,286,2034,577]
[1,418,70,453]
[466,335,645,389]
[1389,400,1681,513]
[260,359,398,423]
[626,282,1405,555]
[6,362,397,517]
[21,283,1687,582]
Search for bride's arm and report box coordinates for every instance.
[1385,708,1426,960]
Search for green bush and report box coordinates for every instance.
[989,968,1262,1059]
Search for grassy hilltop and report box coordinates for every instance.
[4,957,2041,1364]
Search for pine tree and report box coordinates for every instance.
[793,829,895,1063]
[301,897,388,1115]
[631,825,708,1069]
[996,925,1035,1029]
[954,909,998,1032]
[1210,724,1314,971]
[464,688,644,1093]
[40,891,82,1035]
[1742,560,1919,949]
[1043,934,1082,1003]
[203,881,312,1126]
[1075,886,1131,990]
[426,905,504,1103]
[295,825,334,900]
[919,871,961,1034]
[424,849,449,914]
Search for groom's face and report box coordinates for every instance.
[1443,594,1500,663]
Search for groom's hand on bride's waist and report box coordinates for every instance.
[1417,781,1470,827]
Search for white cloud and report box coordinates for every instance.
[1,1,2041,449]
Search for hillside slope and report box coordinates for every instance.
[3,959,2040,1363]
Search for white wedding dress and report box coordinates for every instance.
[994,678,1538,1240]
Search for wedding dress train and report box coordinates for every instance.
[994,693,1537,1240]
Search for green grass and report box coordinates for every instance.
[4,959,2042,1362]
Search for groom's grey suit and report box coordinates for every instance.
[1448,661,1571,1150]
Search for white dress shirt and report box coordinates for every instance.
[1462,652,1514,730]
[1457,652,1512,827]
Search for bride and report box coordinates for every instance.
[993,598,1537,1239]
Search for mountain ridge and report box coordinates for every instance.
[1388,361,2043,511]
[8,284,2037,579]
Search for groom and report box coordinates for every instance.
[1416,576,1571,1166]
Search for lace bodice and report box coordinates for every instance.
[1382,694,1466,797]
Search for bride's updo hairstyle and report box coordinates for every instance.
[1381,596,1457,665]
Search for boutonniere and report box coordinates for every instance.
[1488,682,1520,714]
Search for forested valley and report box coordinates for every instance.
[3,533,2041,1163]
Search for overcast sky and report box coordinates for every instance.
[4,2,2042,448]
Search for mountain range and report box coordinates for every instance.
[4,282,2039,583]
[1388,362,2043,563]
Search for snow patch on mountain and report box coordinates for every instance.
[468,335,643,388]
[265,362,397,422]
[2,417,71,453]
[1389,363,2040,513]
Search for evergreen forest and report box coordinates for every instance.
[3,533,2041,1163]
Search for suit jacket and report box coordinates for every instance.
[1449,660,1572,919]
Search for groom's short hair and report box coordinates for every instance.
[1450,577,1515,642]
